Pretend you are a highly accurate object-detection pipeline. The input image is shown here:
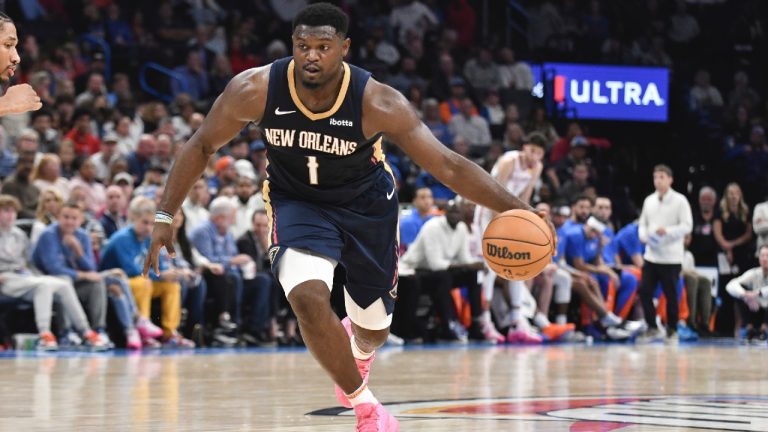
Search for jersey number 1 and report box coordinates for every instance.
[306,156,319,185]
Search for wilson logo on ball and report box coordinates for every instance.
[485,244,531,260]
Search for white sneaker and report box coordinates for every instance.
[605,327,633,340]
[601,312,623,328]
[636,328,665,344]
[386,333,405,346]
[623,320,647,336]
[61,331,83,347]
[98,331,115,349]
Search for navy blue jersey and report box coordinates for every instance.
[259,57,386,205]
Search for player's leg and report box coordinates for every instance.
[279,249,362,394]
[615,270,639,320]
[569,273,631,340]
[531,265,574,341]
[552,267,572,325]
[344,288,391,351]
[478,270,505,342]
[476,207,505,342]
[506,280,542,344]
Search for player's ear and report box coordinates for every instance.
[342,37,351,58]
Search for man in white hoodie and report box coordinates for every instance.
[726,245,768,341]
[637,165,693,342]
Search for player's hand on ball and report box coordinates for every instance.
[143,222,176,277]
[534,209,557,255]
[2,84,43,114]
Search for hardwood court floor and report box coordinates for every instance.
[0,343,767,431]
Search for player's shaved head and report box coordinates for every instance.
[292,3,349,37]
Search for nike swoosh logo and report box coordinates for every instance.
[275,107,296,116]
[386,187,396,200]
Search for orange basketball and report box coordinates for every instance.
[482,209,553,281]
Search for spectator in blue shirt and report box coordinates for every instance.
[415,171,456,205]
[399,187,434,253]
[99,185,127,239]
[32,200,111,344]
[171,51,210,101]
[126,134,156,186]
[422,98,453,147]
[191,196,254,335]
[100,196,193,348]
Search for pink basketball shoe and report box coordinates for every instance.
[506,321,543,344]
[354,402,399,432]
[335,317,375,408]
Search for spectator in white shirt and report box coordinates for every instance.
[182,177,210,235]
[389,0,438,46]
[753,198,768,257]
[68,156,106,215]
[689,69,723,112]
[637,164,693,341]
[463,47,502,97]
[667,1,700,44]
[448,97,492,156]
[726,245,768,340]
[498,47,534,91]
[231,176,265,239]
[401,201,484,341]
[89,133,122,182]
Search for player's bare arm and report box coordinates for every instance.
[143,66,270,275]
[362,80,556,246]
[362,80,532,215]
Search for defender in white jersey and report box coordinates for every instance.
[474,133,571,343]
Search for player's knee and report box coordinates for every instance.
[354,326,389,351]
[620,273,638,291]
[554,283,572,304]
[287,280,332,321]
[278,248,336,297]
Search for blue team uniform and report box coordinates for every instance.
[259,57,399,312]
[600,227,639,317]
[614,222,644,265]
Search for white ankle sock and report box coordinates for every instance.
[508,281,524,323]
[555,314,567,325]
[481,310,492,324]
[533,312,551,329]
[347,382,378,407]
[350,336,374,361]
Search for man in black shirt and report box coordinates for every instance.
[687,186,719,266]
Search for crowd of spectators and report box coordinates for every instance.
[0,0,767,349]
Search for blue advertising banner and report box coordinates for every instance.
[528,63,669,122]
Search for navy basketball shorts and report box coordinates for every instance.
[263,170,399,315]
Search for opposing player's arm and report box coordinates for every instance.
[572,256,602,275]
[363,80,533,215]
[158,67,269,216]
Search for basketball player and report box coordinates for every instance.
[143,4,555,429]
[474,132,571,343]
[0,14,43,116]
